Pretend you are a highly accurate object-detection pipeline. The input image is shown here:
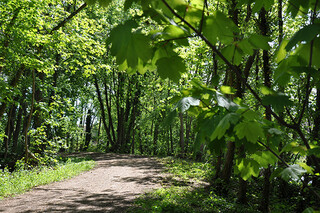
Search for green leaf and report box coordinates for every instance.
[156,56,186,83]
[274,40,289,63]
[162,25,188,40]
[98,0,112,7]
[234,121,264,143]
[286,24,320,51]
[238,39,254,55]
[177,97,200,112]
[281,164,306,181]
[211,113,240,140]
[235,158,260,180]
[268,128,283,135]
[294,38,320,68]
[203,11,238,45]
[85,0,97,5]
[262,93,294,113]
[298,162,314,175]
[220,86,236,94]
[260,85,275,95]
[124,0,135,10]
[215,92,239,111]
[302,207,315,213]
[248,34,271,50]
[281,142,307,155]
[241,110,259,120]
[308,146,320,158]
[251,151,278,168]
[219,44,243,65]
[108,21,153,70]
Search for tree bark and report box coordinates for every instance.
[259,7,272,213]
[179,112,185,157]
[83,110,92,150]
[93,75,114,149]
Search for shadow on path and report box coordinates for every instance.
[0,152,164,213]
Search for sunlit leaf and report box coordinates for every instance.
[235,158,260,180]
[177,97,200,112]
[281,164,306,181]
[286,24,320,51]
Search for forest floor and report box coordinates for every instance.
[0,152,164,213]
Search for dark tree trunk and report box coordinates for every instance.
[179,112,185,157]
[83,110,92,151]
[170,125,173,155]
[153,122,159,155]
[0,67,24,120]
[12,103,24,152]
[185,116,192,154]
[3,103,17,159]
[222,141,235,183]
[259,7,272,213]
[103,79,116,143]
[93,75,114,150]
[213,152,222,181]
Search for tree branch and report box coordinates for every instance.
[49,3,87,34]
[160,0,295,130]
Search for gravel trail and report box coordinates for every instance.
[0,153,163,213]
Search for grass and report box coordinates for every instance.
[0,156,96,199]
[129,157,294,213]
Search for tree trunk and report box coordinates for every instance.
[93,75,114,150]
[259,7,272,212]
[170,125,173,155]
[153,122,159,155]
[222,141,235,183]
[3,104,17,159]
[83,110,92,151]
[12,102,24,152]
[0,67,24,120]
[179,112,185,157]
[185,116,192,154]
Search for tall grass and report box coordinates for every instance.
[0,158,95,199]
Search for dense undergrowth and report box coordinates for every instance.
[0,156,95,199]
[129,157,303,213]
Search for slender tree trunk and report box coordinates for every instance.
[0,67,24,120]
[93,75,114,150]
[3,104,16,159]
[179,112,185,157]
[24,70,36,163]
[185,116,192,154]
[153,122,159,155]
[103,79,116,143]
[83,110,92,151]
[213,152,222,181]
[170,125,173,155]
[259,7,272,213]
[221,0,239,186]
[12,103,24,152]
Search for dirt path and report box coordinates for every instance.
[0,153,163,213]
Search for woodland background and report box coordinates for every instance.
[1,0,320,212]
